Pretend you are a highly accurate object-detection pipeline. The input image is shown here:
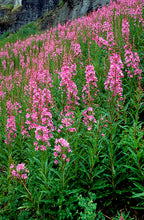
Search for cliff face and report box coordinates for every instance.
[40,0,115,31]
[0,0,60,34]
[0,0,14,4]
[57,0,110,24]
[22,0,60,21]
[0,0,116,35]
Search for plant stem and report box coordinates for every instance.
[110,99,114,188]
[134,88,143,181]
[20,180,44,219]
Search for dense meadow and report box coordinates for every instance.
[0,0,144,219]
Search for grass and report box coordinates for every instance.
[0,22,41,46]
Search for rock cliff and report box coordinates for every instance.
[0,0,61,34]
[0,0,116,35]
[39,0,116,31]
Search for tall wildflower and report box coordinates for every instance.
[59,65,80,109]
[58,110,76,133]
[82,107,97,131]
[104,53,124,102]
[82,65,98,106]
[10,163,29,180]
[5,115,17,145]
[53,138,72,164]
[124,44,142,84]
[70,41,82,58]
[122,19,130,42]
[25,79,54,149]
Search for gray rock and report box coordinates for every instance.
[0,0,14,5]
[0,0,117,35]
[52,0,116,28]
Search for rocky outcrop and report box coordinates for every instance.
[40,0,115,31]
[0,0,116,35]
[0,0,14,5]
[21,0,60,22]
[0,4,22,34]
[0,0,60,34]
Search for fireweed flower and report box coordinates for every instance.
[21,126,31,139]
[6,100,22,115]
[122,19,130,42]
[82,107,97,131]
[10,163,29,180]
[53,138,72,164]
[17,163,25,172]
[59,65,80,108]
[26,82,54,129]
[82,65,98,106]
[10,164,14,169]
[5,115,17,145]
[40,145,47,151]
[70,41,82,57]
[104,53,124,102]
[100,20,115,49]
[25,84,54,148]
[58,111,76,133]
[34,136,48,151]
[124,44,142,82]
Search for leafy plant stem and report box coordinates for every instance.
[20,180,44,219]
[134,87,143,181]
[110,99,114,188]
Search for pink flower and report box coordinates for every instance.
[5,115,17,145]
[54,160,58,164]
[62,154,66,159]
[68,127,76,132]
[122,19,130,41]
[104,53,124,101]
[21,174,28,179]
[68,148,72,153]
[82,107,96,130]
[12,170,18,177]
[25,169,29,173]
[16,163,25,172]
[82,65,98,105]
[40,145,46,151]
[54,152,58,158]
[59,65,79,107]
[35,146,39,151]
[10,164,14,169]
[10,162,29,180]
[53,138,72,163]
[66,158,70,162]
[54,144,62,153]
[88,126,92,131]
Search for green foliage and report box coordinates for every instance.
[0,21,40,48]
[5,3,14,10]
[59,0,65,7]
[78,193,105,219]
